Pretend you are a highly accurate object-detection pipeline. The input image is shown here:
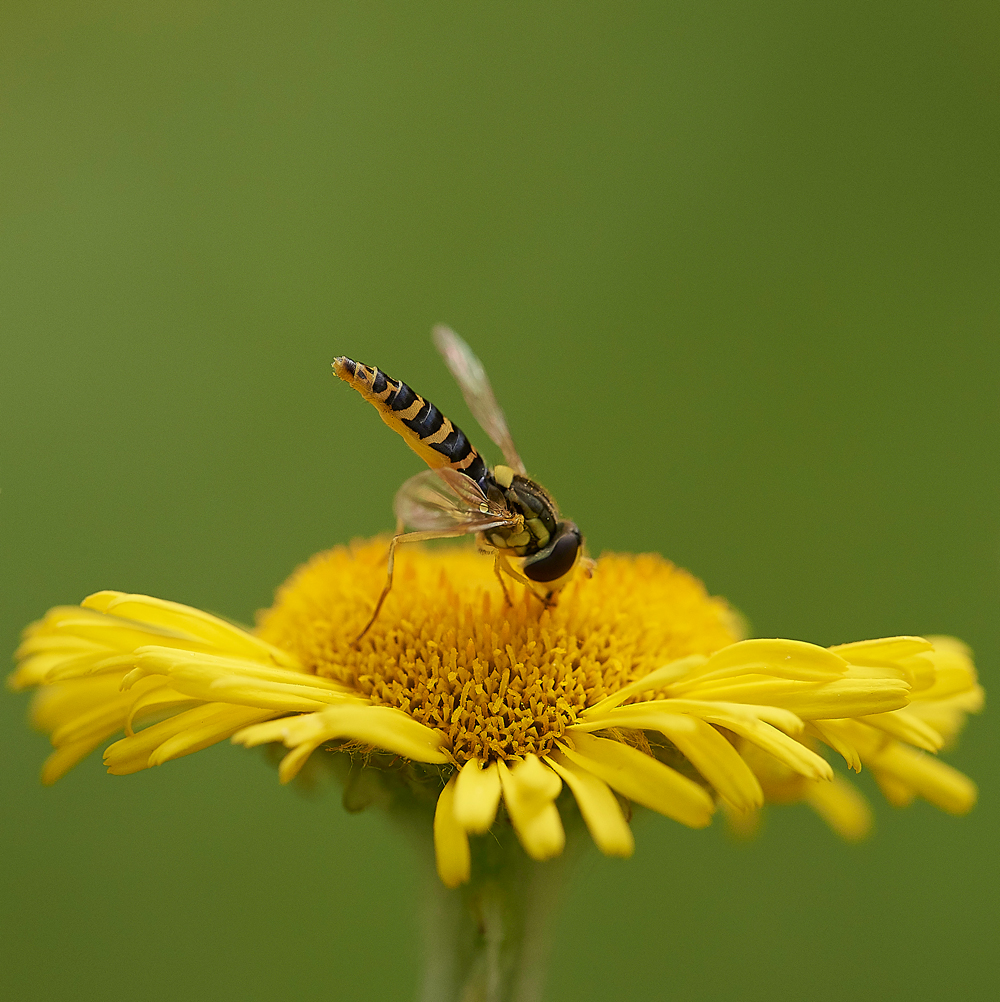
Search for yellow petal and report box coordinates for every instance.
[682,699,805,734]
[125,686,201,735]
[120,647,350,712]
[318,704,449,763]
[576,709,762,811]
[35,616,218,663]
[577,698,803,736]
[49,676,168,748]
[508,753,562,802]
[874,769,915,807]
[276,738,328,783]
[804,775,872,841]
[905,686,984,745]
[678,677,910,718]
[18,650,127,686]
[122,647,348,692]
[911,658,979,702]
[41,735,109,785]
[583,655,708,715]
[434,778,471,888]
[453,759,502,833]
[84,591,298,666]
[673,638,848,691]
[560,732,714,829]
[697,712,832,781]
[498,758,565,861]
[545,752,634,857]
[146,706,279,768]
[234,704,448,764]
[104,703,256,775]
[232,716,305,748]
[807,718,876,772]
[857,708,943,752]
[830,636,933,664]
[201,678,334,713]
[30,673,129,733]
[14,632,109,661]
[869,743,978,815]
[9,641,113,690]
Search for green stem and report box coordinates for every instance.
[417,827,568,1002]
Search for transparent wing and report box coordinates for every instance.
[432,325,526,474]
[393,469,519,534]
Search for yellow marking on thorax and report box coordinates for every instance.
[493,465,515,489]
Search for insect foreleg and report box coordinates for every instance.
[355,525,471,643]
[496,550,551,605]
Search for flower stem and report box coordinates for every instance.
[417,826,568,1002]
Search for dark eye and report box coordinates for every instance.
[523,523,582,583]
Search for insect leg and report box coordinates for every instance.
[495,551,550,605]
[492,552,513,606]
[355,525,469,643]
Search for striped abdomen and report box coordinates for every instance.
[333,356,488,486]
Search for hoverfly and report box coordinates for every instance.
[333,326,585,639]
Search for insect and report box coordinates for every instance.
[333,325,585,639]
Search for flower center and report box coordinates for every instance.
[256,539,737,764]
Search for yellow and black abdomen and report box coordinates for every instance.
[333,357,489,486]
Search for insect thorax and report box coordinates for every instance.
[484,473,558,556]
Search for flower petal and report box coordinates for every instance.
[453,759,502,834]
[498,757,565,861]
[583,656,708,715]
[41,735,110,786]
[29,674,129,733]
[857,708,944,753]
[122,647,349,692]
[49,676,169,748]
[434,777,471,888]
[147,707,279,768]
[807,719,871,772]
[545,752,634,857]
[905,686,984,745]
[573,710,763,811]
[104,703,276,775]
[83,591,298,666]
[672,638,848,691]
[830,636,933,665]
[275,738,329,783]
[804,775,872,841]
[869,743,978,815]
[560,732,714,828]
[676,677,911,718]
[125,686,201,736]
[718,715,832,781]
[119,647,352,712]
[9,641,113,690]
[234,704,449,765]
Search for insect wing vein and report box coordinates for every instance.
[393,469,516,534]
[432,325,526,474]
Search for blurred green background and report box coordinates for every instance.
[2,2,997,999]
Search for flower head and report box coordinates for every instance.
[11,538,981,887]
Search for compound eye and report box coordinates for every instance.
[523,523,582,583]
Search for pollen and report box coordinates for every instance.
[256,539,738,764]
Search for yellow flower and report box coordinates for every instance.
[10,538,981,888]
